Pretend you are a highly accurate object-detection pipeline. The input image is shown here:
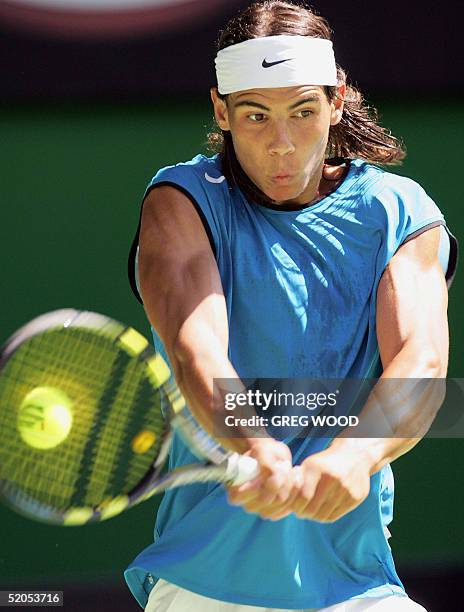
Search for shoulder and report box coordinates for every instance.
[144,154,237,257]
[353,159,433,205]
[349,159,443,223]
[349,159,425,199]
[148,154,229,194]
[144,154,238,221]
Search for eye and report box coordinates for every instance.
[248,113,266,122]
[294,109,313,118]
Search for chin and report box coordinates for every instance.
[266,185,301,204]
[251,173,303,204]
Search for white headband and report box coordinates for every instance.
[215,35,337,95]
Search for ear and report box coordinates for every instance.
[210,87,230,131]
[330,83,346,127]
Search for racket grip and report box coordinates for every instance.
[225,453,260,486]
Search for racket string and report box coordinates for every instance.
[0,327,167,513]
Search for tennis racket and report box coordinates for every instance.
[0,309,259,526]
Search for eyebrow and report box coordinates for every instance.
[233,95,321,111]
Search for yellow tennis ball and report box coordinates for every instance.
[131,430,157,454]
[17,386,73,450]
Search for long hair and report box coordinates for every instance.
[207,1,406,205]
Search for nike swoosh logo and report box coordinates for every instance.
[205,172,225,184]
[262,58,293,68]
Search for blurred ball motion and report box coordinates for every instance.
[17,386,73,449]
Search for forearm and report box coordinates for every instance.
[169,330,255,454]
[330,340,447,475]
[141,274,267,454]
[142,294,268,454]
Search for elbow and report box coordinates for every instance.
[392,338,448,379]
[172,335,195,366]
[415,347,448,378]
[172,332,224,366]
[171,327,229,383]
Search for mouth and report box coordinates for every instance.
[269,173,294,183]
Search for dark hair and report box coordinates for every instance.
[207,1,406,204]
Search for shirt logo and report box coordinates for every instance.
[205,172,226,184]
[262,58,293,68]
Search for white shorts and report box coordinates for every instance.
[144,578,428,612]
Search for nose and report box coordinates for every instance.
[267,121,295,156]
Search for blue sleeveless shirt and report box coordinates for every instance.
[124,155,452,609]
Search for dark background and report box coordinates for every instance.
[1,1,462,610]
[1,0,463,100]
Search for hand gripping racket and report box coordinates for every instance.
[0,309,259,525]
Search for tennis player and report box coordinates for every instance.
[125,1,457,610]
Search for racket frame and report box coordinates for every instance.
[0,310,257,526]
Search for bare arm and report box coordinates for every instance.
[286,226,449,523]
[138,185,249,452]
[330,224,449,469]
[139,185,295,505]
